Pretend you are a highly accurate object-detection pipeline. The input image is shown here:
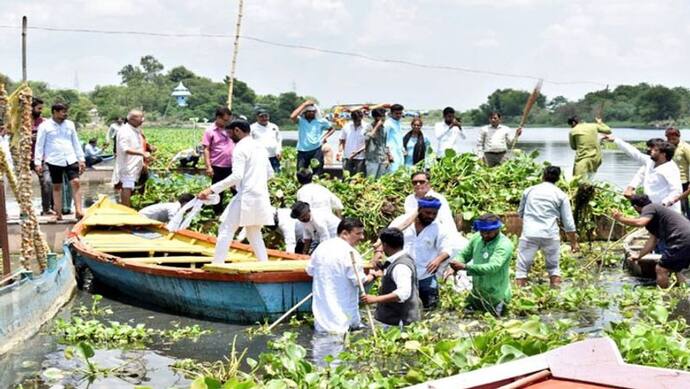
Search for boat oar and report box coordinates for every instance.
[509,79,543,153]
[266,293,313,332]
[350,251,377,339]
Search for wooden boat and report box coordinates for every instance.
[408,337,690,389]
[0,253,76,356]
[67,196,313,324]
[623,228,659,279]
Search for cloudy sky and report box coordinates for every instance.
[1,0,689,110]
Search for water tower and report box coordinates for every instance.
[171,82,191,107]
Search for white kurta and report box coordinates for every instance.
[306,237,366,334]
[211,136,274,226]
[112,123,144,184]
[302,211,340,241]
[433,121,465,156]
[403,190,456,231]
[390,216,451,281]
[296,183,343,214]
[615,138,682,213]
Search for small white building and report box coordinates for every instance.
[171,82,191,107]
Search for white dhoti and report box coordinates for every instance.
[213,198,268,264]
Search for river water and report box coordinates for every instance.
[0,126,684,387]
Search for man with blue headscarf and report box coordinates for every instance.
[446,213,513,316]
[388,196,451,309]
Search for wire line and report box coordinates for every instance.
[0,24,608,87]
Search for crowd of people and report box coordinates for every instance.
[29,96,690,337]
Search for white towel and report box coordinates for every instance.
[166,194,220,232]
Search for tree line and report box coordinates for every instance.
[2,55,689,128]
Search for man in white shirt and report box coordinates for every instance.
[338,109,369,176]
[106,117,123,154]
[606,135,682,213]
[475,111,522,167]
[516,166,579,288]
[433,107,465,158]
[390,197,451,309]
[290,201,340,254]
[306,217,379,335]
[198,120,274,263]
[238,207,303,253]
[361,228,421,326]
[250,109,282,172]
[113,110,149,207]
[34,103,86,220]
[295,168,343,216]
[139,193,194,223]
[403,171,456,232]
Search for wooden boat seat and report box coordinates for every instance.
[121,254,288,265]
[82,230,212,255]
[203,260,310,274]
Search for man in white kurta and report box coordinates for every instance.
[198,120,274,263]
[290,201,340,254]
[306,218,377,334]
[296,168,343,216]
[608,135,682,213]
[433,107,465,158]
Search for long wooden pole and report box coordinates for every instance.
[0,177,10,276]
[226,0,244,110]
[350,251,377,338]
[22,16,27,82]
[509,79,542,152]
[267,293,312,331]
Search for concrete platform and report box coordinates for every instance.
[8,215,77,252]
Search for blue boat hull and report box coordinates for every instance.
[0,249,76,355]
[73,253,312,324]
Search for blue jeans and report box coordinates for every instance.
[269,156,281,173]
[418,276,438,309]
[366,161,388,179]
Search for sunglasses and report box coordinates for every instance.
[412,180,428,185]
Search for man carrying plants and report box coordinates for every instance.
[361,228,422,327]
[516,166,579,288]
[446,214,513,316]
[612,194,690,288]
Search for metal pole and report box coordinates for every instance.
[0,177,10,276]
[226,0,244,110]
[22,16,27,82]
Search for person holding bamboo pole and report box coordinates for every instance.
[306,217,380,334]
[361,228,422,327]
[568,115,611,179]
[475,112,522,167]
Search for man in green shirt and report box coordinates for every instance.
[568,116,612,179]
[446,214,514,316]
[666,127,690,219]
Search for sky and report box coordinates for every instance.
[1,0,689,111]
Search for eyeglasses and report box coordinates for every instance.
[412,180,428,185]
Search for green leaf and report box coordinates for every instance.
[404,340,422,351]
[77,341,95,359]
[191,376,222,389]
[650,305,669,324]
[497,344,527,363]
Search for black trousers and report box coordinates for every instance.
[683,182,690,220]
[297,148,324,176]
[211,166,233,215]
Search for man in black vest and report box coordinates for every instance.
[361,228,422,326]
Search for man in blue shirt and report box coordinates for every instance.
[290,100,334,176]
[385,104,405,172]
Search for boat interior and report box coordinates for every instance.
[74,197,310,274]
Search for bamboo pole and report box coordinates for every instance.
[350,251,377,338]
[267,293,313,331]
[0,177,9,277]
[509,79,542,152]
[22,16,27,82]
[226,0,244,110]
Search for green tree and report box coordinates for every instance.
[636,86,681,122]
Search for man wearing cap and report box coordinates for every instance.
[516,166,579,288]
[290,100,335,176]
[446,214,514,316]
[388,196,451,309]
[251,110,283,173]
[568,116,611,179]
